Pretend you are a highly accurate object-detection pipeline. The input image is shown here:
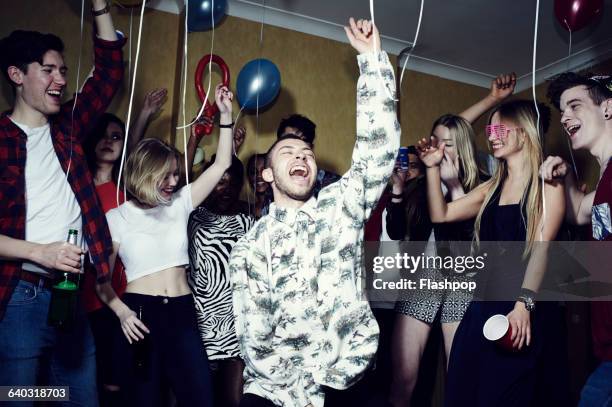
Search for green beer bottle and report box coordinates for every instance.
[47,229,80,330]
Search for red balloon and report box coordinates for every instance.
[194,54,230,136]
[554,0,604,31]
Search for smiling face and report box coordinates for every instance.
[248,156,268,194]
[263,138,317,203]
[94,122,124,164]
[432,124,457,162]
[488,112,525,160]
[15,50,67,117]
[559,85,607,151]
[158,157,179,202]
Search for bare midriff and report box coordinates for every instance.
[125,266,191,297]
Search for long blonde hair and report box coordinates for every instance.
[124,138,181,207]
[431,114,481,192]
[473,100,549,257]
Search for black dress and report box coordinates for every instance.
[444,186,569,407]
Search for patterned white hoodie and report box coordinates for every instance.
[229,50,400,407]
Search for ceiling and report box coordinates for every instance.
[148,0,612,91]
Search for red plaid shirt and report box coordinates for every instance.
[0,35,125,320]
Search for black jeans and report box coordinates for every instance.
[119,293,213,407]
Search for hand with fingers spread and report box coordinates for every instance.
[215,84,234,115]
[490,72,516,102]
[507,301,531,350]
[31,241,83,274]
[117,306,150,344]
[142,88,168,118]
[539,156,569,182]
[344,17,381,54]
[417,137,445,168]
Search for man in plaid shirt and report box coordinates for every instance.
[0,0,124,402]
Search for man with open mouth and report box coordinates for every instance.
[542,73,612,406]
[228,17,400,407]
[0,1,125,404]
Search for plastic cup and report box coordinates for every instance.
[483,314,515,351]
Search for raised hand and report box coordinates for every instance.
[490,72,516,102]
[344,17,381,54]
[391,162,408,194]
[142,88,168,117]
[539,156,569,182]
[215,84,233,115]
[417,137,445,168]
[233,126,246,152]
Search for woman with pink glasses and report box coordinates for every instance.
[419,100,569,406]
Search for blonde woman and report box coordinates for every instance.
[389,115,486,406]
[419,100,566,405]
[96,84,233,406]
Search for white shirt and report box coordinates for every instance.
[15,120,82,275]
[106,185,193,282]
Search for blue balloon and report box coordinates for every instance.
[236,59,281,110]
[187,0,227,32]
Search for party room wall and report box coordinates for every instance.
[1,1,607,189]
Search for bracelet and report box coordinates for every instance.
[92,2,111,16]
[219,122,234,128]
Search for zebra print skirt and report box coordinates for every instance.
[187,207,254,360]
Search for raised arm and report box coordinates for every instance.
[189,84,233,208]
[334,18,400,222]
[418,137,487,222]
[128,88,168,151]
[63,0,125,140]
[459,72,516,124]
[92,0,118,41]
[540,155,593,225]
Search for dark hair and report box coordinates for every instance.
[247,153,266,174]
[0,30,64,87]
[84,113,126,184]
[207,154,245,186]
[406,145,419,156]
[547,72,612,110]
[276,114,316,144]
[265,134,313,168]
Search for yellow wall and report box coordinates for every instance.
[1,0,608,190]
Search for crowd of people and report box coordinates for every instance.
[0,2,611,407]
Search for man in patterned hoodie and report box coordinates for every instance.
[229,17,400,407]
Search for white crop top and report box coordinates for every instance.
[106,185,193,283]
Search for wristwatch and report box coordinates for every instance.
[517,294,536,312]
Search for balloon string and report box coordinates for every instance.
[117,0,146,209]
[563,19,580,181]
[247,0,267,218]
[182,0,190,184]
[368,0,398,102]
[398,0,425,90]
[176,0,216,131]
[532,0,545,242]
[66,0,85,181]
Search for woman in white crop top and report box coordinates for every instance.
[95,84,233,406]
